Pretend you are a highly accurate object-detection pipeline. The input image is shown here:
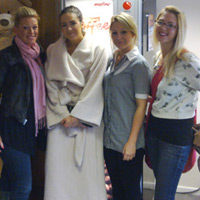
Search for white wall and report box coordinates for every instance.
[144,0,200,192]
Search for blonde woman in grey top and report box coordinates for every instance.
[103,12,151,200]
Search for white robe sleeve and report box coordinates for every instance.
[45,45,70,128]
[70,45,108,127]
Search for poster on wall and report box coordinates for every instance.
[65,0,113,53]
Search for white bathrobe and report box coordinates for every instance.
[44,33,108,200]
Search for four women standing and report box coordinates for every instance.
[0,3,199,200]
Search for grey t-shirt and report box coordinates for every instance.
[103,47,151,153]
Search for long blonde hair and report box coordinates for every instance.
[153,5,187,77]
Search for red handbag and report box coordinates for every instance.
[182,110,198,173]
[182,147,196,173]
[145,147,196,173]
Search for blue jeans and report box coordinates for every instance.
[147,135,191,200]
[0,145,32,200]
[104,147,144,200]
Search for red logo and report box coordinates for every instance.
[94,2,110,6]
[123,1,132,10]
[83,17,110,34]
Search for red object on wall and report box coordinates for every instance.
[123,1,132,10]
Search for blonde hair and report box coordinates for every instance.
[110,12,138,46]
[153,5,187,77]
[14,6,40,27]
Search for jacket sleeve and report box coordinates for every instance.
[0,51,9,93]
[0,50,9,126]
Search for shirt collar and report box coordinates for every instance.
[125,46,140,61]
[114,46,140,60]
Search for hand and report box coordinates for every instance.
[0,136,4,152]
[147,95,152,103]
[194,123,200,129]
[193,128,200,147]
[122,141,136,161]
[77,123,87,129]
[61,116,80,128]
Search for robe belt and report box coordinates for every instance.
[66,105,92,168]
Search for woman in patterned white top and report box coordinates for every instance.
[146,5,200,200]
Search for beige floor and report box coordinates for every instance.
[143,188,200,200]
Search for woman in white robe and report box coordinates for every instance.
[44,6,108,200]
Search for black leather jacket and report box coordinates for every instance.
[0,40,46,125]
